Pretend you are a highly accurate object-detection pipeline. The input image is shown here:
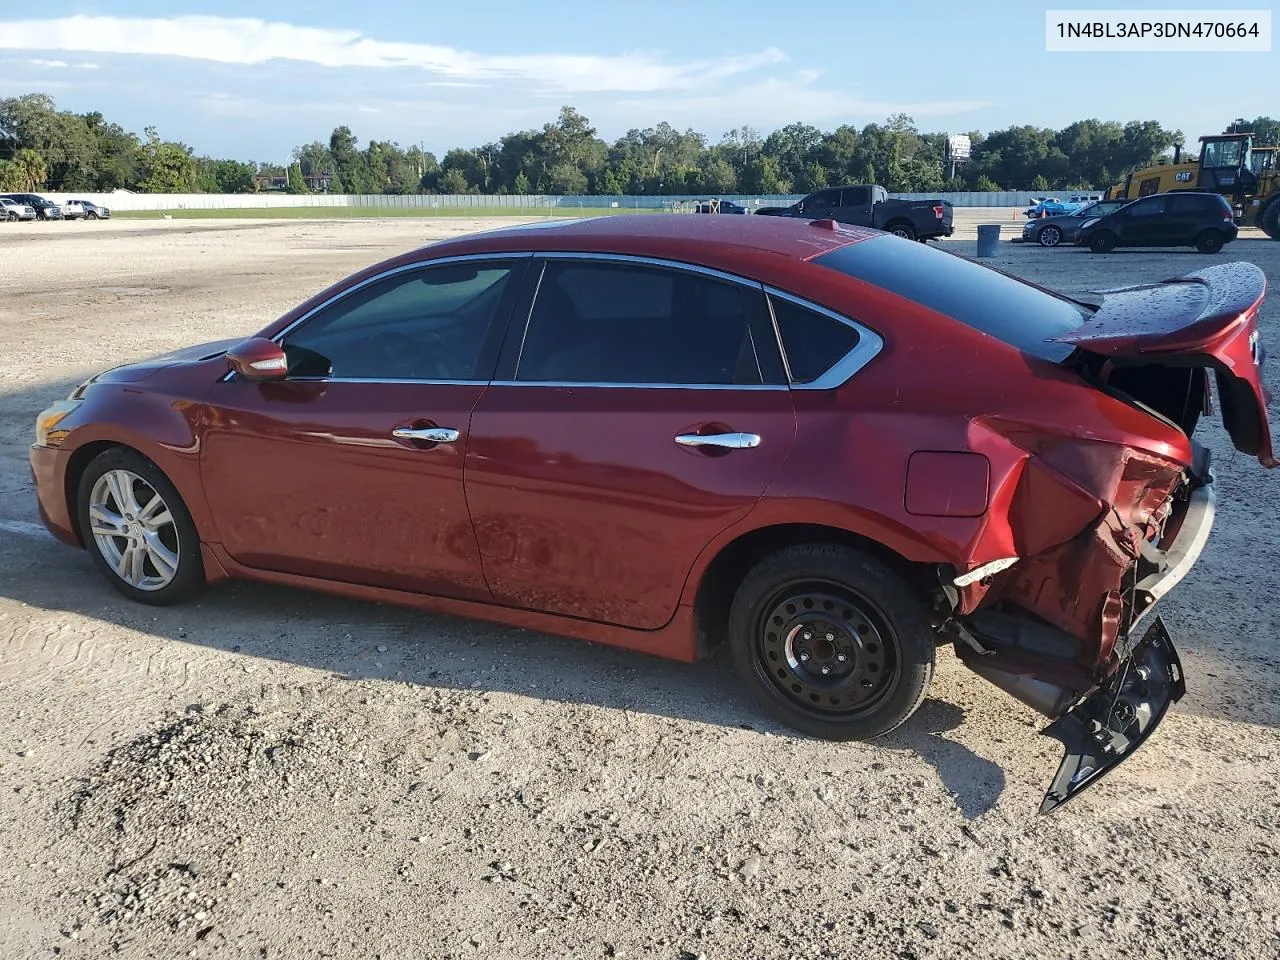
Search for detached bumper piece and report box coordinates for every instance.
[1039,616,1185,814]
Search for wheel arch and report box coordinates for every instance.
[688,521,945,655]
[62,431,209,548]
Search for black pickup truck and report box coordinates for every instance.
[755,185,953,241]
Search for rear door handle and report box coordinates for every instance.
[674,432,761,449]
[392,427,460,443]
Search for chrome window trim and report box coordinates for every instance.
[219,252,532,384]
[534,250,765,290]
[764,287,885,390]
[488,381,789,391]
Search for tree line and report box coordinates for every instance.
[2,93,1277,196]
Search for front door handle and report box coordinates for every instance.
[674,432,761,449]
[392,426,460,443]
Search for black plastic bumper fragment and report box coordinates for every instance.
[1039,616,1186,814]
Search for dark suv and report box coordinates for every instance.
[1076,191,1238,253]
[0,193,63,221]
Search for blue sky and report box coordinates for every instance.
[0,2,1274,161]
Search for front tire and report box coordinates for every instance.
[1088,231,1117,253]
[728,543,935,741]
[1038,225,1062,247]
[77,448,205,605]
[86,212,98,221]
[1194,230,1224,254]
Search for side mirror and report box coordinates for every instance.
[227,338,288,381]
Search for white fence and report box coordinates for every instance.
[36,190,1059,212]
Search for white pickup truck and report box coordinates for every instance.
[1,198,37,221]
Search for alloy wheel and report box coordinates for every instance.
[88,469,181,591]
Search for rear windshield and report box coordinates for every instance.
[812,236,1090,362]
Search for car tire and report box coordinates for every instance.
[1038,225,1062,247]
[1194,230,1225,254]
[728,543,935,741]
[86,212,98,221]
[1088,231,1117,253]
[887,223,916,242]
[1262,199,1280,240]
[77,448,205,606]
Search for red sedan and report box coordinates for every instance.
[30,215,1274,812]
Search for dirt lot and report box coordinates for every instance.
[2,213,1280,960]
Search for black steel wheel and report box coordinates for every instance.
[729,543,935,740]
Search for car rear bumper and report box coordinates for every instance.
[29,444,78,547]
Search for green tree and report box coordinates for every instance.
[10,147,47,190]
[286,163,308,194]
[513,171,531,194]
[136,127,197,192]
[438,168,469,194]
[1030,174,1050,191]
[1226,116,1280,145]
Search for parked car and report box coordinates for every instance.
[69,199,111,220]
[695,199,748,214]
[0,193,63,220]
[755,185,953,241]
[1019,199,1130,246]
[1076,191,1238,253]
[61,200,89,220]
[30,215,1274,813]
[1024,197,1087,218]
[0,197,37,221]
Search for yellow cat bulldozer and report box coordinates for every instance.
[1106,133,1280,239]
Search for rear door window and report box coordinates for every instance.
[1127,197,1167,217]
[841,187,870,207]
[813,237,1089,363]
[1169,194,1211,215]
[515,260,777,385]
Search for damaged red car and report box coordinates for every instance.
[30,215,1273,812]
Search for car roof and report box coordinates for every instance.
[426,213,878,264]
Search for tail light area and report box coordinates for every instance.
[943,431,1190,688]
[932,205,945,219]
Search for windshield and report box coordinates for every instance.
[1202,138,1247,168]
[812,236,1089,362]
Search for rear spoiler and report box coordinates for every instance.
[1052,262,1273,467]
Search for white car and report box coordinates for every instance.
[61,200,89,220]
[1,198,36,221]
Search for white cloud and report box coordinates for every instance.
[28,58,68,68]
[614,76,989,132]
[0,15,786,93]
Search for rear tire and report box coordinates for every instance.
[1038,225,1062,247]
[728,543,935,741]
[1194,230,1225,254]
[77,448,205,606]
[1260,199,1280,240]
[887,222,916,242]
[1088,231,1117,253]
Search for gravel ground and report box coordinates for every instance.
[2,212,1279,960]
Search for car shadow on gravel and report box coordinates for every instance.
[0,527,1010,818]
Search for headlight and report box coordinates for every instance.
[1080,218,1100,229]
[35,400,81,447]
